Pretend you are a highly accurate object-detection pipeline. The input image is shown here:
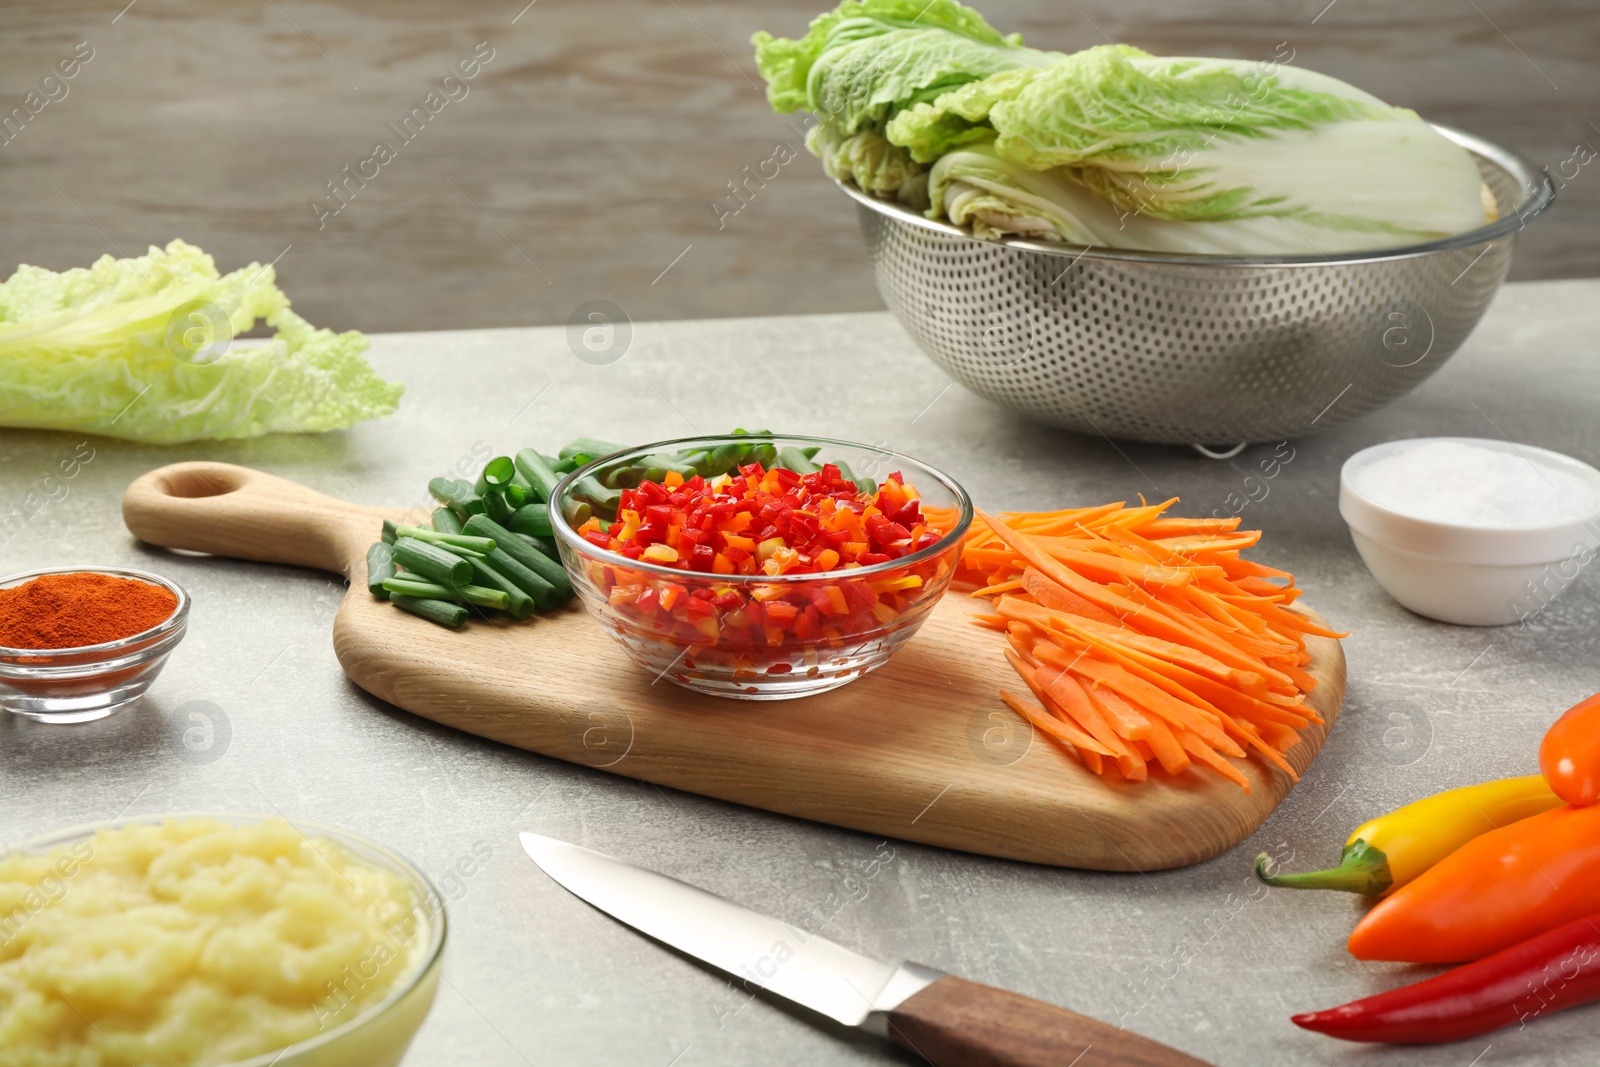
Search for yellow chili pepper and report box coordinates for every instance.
[1253,775,1563,896]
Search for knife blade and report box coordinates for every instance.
[520,832,1212,1067]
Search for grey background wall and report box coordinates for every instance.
[2,0,1595,334]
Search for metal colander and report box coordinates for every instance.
[849,126,1554,446]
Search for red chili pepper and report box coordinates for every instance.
[1294,912,1600,1043]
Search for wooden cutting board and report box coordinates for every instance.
[122,462,1345,871]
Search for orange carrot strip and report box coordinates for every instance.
[1034,635,1312,732]
[1021,568,1123,626]
[1085,679,1145,735]
[997,597,1263,691]
[1157,533,1262,554]
[1224,718,1300,781]
[1010,651,1135,762]
[973,578,1025,596]
[1008,510,1127,536]
[1028,542,1206,586]
[1140,516,1243,536]
[1176,731,1251,793]
[1000,690,1117,759]
[1128,704,1191,776]
[1260,721,1303,752]
[1067,656,1241,754]
[1089,686,1190,775]
[1204,553,1295,583]
[981,511,1295,685]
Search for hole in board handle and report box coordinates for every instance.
[158,467,245,499]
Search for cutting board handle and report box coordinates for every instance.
[122,462,386,578]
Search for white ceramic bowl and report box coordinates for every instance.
[1340,437,1600,626]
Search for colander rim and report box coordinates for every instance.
[839,123,1554,268]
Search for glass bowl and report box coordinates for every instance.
[550,433,973,699]
[5,812,447,1067]
[0,566,190,724]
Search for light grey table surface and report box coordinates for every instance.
[2,278,1597,1067]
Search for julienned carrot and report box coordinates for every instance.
[1018,568,1115,623]
[999,690,1116,758]
[997,597,1263,691]
[1091,685,1191,775]
[1013,652,1136,764]
[960,503,1339,793]
[989,530,1289,688]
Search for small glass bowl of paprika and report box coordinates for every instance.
[0,567,190,724]
[550,434,973,700]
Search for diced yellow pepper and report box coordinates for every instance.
[642,544,679,563]
[618,509,642,542]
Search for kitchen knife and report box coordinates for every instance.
[519,832,1210,1067]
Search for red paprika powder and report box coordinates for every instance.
[0,572,178,649]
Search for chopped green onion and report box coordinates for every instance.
[465,556,535,619]
[517,532,559,558]
[392,537,472,587]
[484,488,517,523]
[482,455,516,487]
[572,475,621,517]
[464,514,572,601]
[392,525,497,553]
[484,546,559,610]
[514,448,564,503]
[778,446,819,475]
[366,543,395,600]
[507,503,553,538]
[428,477,483,518]
[382,577,510,610]
[559,438,623,464]
[431,508,464,535]
[517,448,589,525]
[390,594,468,629]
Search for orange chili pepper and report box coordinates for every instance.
[1348,804,1600,963]
[1540,692,1600,806]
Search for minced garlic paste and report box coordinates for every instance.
[0,818,429,1067]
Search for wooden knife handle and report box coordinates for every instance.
[885,976,1211,1067]
[122,462,388,579]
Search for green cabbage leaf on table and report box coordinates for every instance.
[755,0,1493,253]
[0,239,402,443]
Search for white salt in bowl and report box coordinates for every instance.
[1340,437,1600,626]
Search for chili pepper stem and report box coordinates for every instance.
[1253,840,1394,896]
